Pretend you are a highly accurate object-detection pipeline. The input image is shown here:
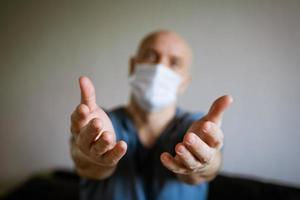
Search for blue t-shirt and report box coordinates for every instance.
[80,106,208,200]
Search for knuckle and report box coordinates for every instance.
[71,112,88,132]
[70,113,79,125]
[202,155,210,163]
[70,112,75,121]
[212,133,223,148]
[91,142,105,155]
[183,132,196,145]
[70,125,79,135]
[91,143,100,154]
[91,118,101,131]
[175,143,184,153]
[74,135,81,147]
[176,169,188,174]
[202,150,213,163]
[109,158,118,166]
[111,148,122,164]
[76,140,85,153]
[218,130,224,141]
[77,135,90,155]
[193,162,202,170]
[88,118,100,133]
[90,118,97,125]
[217,141,224,149]
[91,138,110,156]
[210,137,220,147]
[182,156,197,170]
[101,134,112,145]
[172,167,181,173]
[77,104,88,117]
[186,163,196,170]
[111,148,119,159]
[104,155,118,167]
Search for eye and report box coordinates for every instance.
[142,50,157,63]
[170,57,182,69]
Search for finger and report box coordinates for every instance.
[183,132,214,164]
[79,76,98,111]
[160,152,187,174]
[70,104,90,134]
[100,141,127,166]
[200,121,224,149]
[90,131,115,156]
[175,143,201,170]
[206,95,233,126]
[76,118,102,154]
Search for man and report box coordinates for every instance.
[70,30,233,200]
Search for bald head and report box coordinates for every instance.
[138,30,192,61]
[129,30,192,96]
[134,30,193,73]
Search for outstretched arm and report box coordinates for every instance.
[160,95,233,184]
[70,76,127,180]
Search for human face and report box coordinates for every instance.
[130,32,192,95]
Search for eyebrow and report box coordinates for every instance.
[140,48,184,65]
[143,48,156,54]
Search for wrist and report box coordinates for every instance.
[70,137,118,180]
[76,164,117,180]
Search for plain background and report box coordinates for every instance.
[1,0,300,189]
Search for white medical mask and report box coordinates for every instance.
[129,63,182,112]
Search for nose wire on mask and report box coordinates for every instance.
[129,63,182,112]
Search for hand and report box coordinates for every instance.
[70,76,127,175]
[160,95,233,181]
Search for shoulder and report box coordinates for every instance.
[176,107,205,123]
[102,106,127,129]
[103,106,125,119]
[172,108,205,135]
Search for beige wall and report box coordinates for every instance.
[1,0,300,187]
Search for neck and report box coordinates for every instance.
[125,96,177,146]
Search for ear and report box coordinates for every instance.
[129,56,136,76]
[178,73,191,95]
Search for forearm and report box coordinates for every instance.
[75,160,116,180]
[177,151,222,185]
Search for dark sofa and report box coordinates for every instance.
[2,169,300,200]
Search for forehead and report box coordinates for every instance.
[138,33,191,59]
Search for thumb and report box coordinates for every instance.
[79,76,97,111]
[206,95,233,126]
